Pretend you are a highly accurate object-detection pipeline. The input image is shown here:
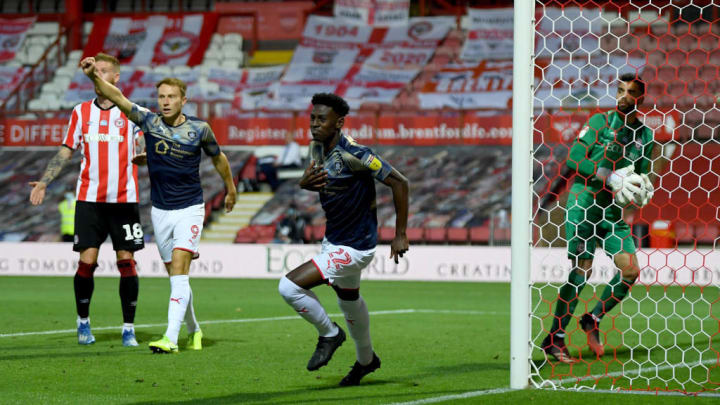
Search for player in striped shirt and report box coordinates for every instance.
[29,53,143,347]
[80,56,237,354]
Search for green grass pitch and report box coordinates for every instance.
[1,276,717,404]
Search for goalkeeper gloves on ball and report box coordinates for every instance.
[636,173,655,207]
[605,165,644,206]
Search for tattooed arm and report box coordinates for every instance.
[29,146,73,206]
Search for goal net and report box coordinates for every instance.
[530,1,720,394]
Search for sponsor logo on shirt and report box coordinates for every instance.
[84,133,124,142]
[100,120,108,126]
[155,139,170,154]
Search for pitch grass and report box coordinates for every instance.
[0,276,717,404]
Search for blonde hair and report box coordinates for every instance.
[94,53,120,72]
[155,77,187,98]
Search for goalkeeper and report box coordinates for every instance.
[542,73,669,364]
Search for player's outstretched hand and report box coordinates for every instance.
[79,57,96,78]
[390,233,409,264]
[225,191,236,213]
[131,153,147,166]
[28,181,47,206]
[299,160,327,192]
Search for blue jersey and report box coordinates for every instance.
[128,104,221,210]
[320,134,393,250]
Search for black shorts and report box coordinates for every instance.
[73,201,145,252]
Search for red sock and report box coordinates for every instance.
[76,261,96,278]
[117,259,137,277]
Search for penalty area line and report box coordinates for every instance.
[0,308,495,338]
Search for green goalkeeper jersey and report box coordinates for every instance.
[566,110,654,222]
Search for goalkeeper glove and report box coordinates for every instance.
[604,165,644,206]
[637,173,655,207]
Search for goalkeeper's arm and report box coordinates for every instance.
[566,124,601,178]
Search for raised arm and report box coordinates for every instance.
[380,168,410,263]
[211,152,237,213]
[80,57,133,117]
[29,146,73,205]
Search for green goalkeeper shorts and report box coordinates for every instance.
[565,204,637,261]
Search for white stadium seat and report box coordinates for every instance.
[153,65,172,76]
[29,22,59,36]
[27,99,46,111]
[221,59,241,69]
[224,33,243,47]
[53,76,72,91]
[173,65,192,75]
[68,49,83,62]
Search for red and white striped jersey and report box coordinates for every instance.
[62,99,143,203]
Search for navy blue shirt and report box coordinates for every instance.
[129,104,221,210]
[320,134,393,250]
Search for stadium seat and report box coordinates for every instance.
[695,224,719,245]
[224,33,243,47]
[447,227,469,243]
[379,227,395,243]
[425,227,447,243]
[469,226,490,244]
[255,225,275,239]
[406,228,424,243]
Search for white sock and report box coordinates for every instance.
[165,275,190,344]
[77,317,89,326]
[184,287,200,334]
[122,323,134,332]
[338,296,374,365]
[278,276,338,337]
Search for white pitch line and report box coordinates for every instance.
[386,388,517,405]
[0,308,495,338]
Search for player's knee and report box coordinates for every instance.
[278,276,302,302]
[332,284,359,301]
[117,259,137,277]
[76,260,97,278]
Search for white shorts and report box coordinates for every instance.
[151,203,205,264]
[311,238,375,289]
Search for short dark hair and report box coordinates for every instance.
[311,93,349,117]
[619,72,645,96]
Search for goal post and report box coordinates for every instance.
[510,0,536,390]
[516,0,720,395]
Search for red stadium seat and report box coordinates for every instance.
[406,227,424,242]
[304,226,313,242]
[469,226,490,244]
[255,225,275,239]
[447,227,468,243]
[379,227,395,243]
[675,223,694,245]
[425,227,447,243]
[695,224,719,245]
